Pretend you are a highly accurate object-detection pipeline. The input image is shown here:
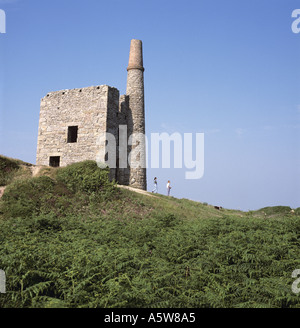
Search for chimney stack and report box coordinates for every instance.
[126,39,146,190]
[127,39,144,72]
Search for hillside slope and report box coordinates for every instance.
[0,155,300,308]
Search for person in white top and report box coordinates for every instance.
[152,177,158,193]
[166,180,171,196]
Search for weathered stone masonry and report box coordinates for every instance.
[36,39,147,190]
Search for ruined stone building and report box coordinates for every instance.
[36,39,147,190]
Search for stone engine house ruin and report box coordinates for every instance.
[36,39,147,190]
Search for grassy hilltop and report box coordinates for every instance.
[0,155,300,308]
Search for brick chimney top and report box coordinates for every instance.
[127,39,144,72]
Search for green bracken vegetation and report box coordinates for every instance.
[0,155,32,186]
[0,155,300,308]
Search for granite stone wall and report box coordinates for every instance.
[36,85,119,170]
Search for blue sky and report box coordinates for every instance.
[0,0,299,210]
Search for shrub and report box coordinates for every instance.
[1,176,55,219]
[56,161,114,194]
[160,213,181,228]
[0,161,117,220]
[257,206,292,217]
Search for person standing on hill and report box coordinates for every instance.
[166,180,171,196]
[152,177,158,193]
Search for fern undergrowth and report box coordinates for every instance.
[0,160,299,308]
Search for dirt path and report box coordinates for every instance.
[30,165,43,177]
[117,184,157,197]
